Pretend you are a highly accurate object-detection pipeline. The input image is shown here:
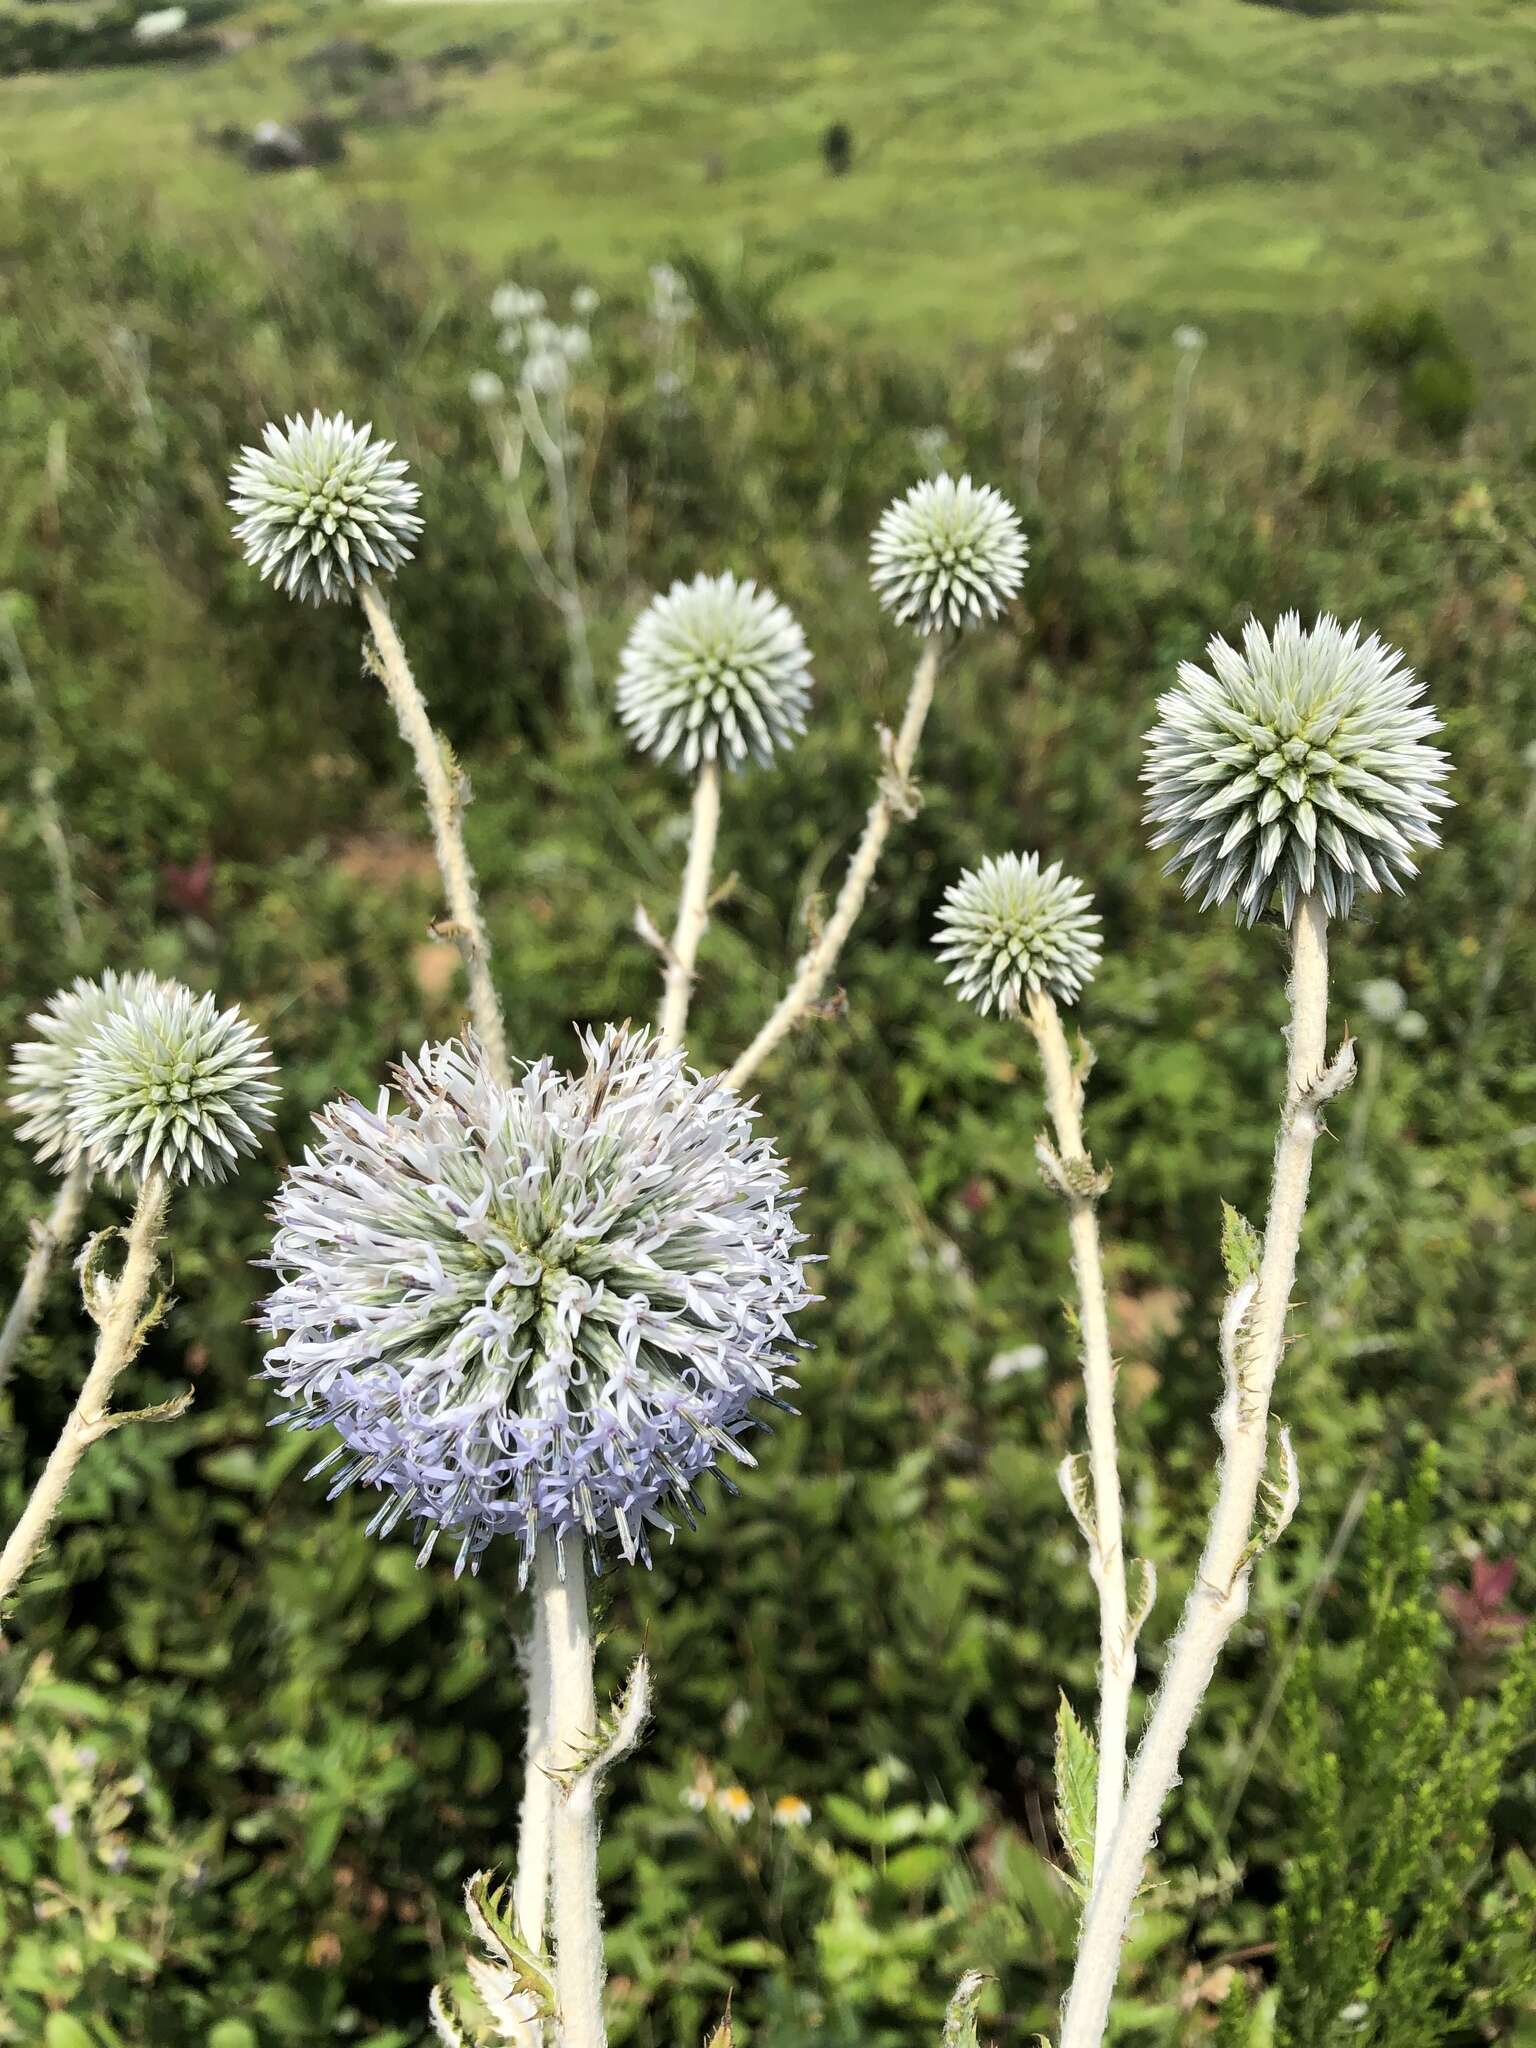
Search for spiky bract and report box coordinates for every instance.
[934,852,1101,1014]
[1143,613,1451,925]
[259,1027,811,1576]
[229,411,422,605]
[615,572,813,771]
[71,984,278,1186]
[6,971,170,1172]
[869,473,1027,634]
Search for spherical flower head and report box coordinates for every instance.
[869,473,1027,634]
[259,1026,813,1576]
[71,983,278,1186]
[7,970,170,1173]
[1143,613,1452,926]
[615,571,813,772]
[934,852,1102,1014]
[228,411,423,606]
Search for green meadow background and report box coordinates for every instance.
[2,2,1535,2043]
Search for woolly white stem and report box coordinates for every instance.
[359,583,509,1087]
[541,1539,607,2048]
[515,1587,555,1963]
[727,639,942,1090]
[658,761,721,1055]
[1,605,84,960]
[0,1171,169,1610]
[0,1159,90,1393]
[1058,896,1332,2048]
[1026,991,1131,1874]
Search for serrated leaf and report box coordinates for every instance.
[1220,1201,1263,1289]
[704,2009,734,2048]
[1054,1692,1098,1890]
[461,1869,554,2030]
[553,1655,652,1813]
[942,1970,989,2047]
[428,1986,475,2048]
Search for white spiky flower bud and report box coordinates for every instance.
[615,571,813,772]
[934,852,1101,1014]
[228,411,423,606]
[71,984,278,1186]
[869,473,1028,634]
[6,971,171,1172]
[1143,613,1452,925]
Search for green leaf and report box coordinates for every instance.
[44,2019,95,2048]
[1220,1200,1263,1288]
[207,2025,259,2048]
[1054,1691,1098,1891]
[942,1970,989,2047]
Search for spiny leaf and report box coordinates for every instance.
[704,2004,734,2048]
[942,1969,989,2047]
[1054,1692,1098,1891]
[1239,1421,1301,1575]
[1057,1451,1096,1552]
[1220,1200,1263,1289]
[462,1870,555,2024]
[427,1986,475,2048]
[552,1654,652,1808]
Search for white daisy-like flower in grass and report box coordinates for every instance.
[259,1026,813,1577]
[935,853,1101,1014]
[228,411,422,606]
[870,473,1027,634]
[6,970,171,1172]
[615,572,813,772]
[71,983,278,1186]
[1143,613,1452,926]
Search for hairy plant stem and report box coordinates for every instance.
[1026,991,1133,1874]
[540,1538,607,2048]
[727,638,943,1090]
[658,761,721,1055]
[514,1587,554,1957]
[1059,896,1337,2048]
[0,1158,90,1394]
[0,1170,169,1611]
[359,583,508,1086]
[1,604,85,960]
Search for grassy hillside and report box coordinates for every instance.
[4,0,1536,362]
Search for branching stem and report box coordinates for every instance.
[0,1170,170,1611]
[0,1158,90,1393]
[727,638,942,1091]
[1059,896,1338,2047]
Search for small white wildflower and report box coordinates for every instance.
[682,1784,711,1813]
[491,284,545,325]
[560,325,592,363]
[935,853,1101,1014]
[1359,977,1407,1024]
[46,1804,73,1838]
[1396,1009,1428,1043]
[772,1794,812,1828]
[521,349,571,397]
[870,473,1028,634]
[1144,613,1452,925]
[132,5,186,38]
[1173,324,1207,353]
[616,571,813,772]
[469,370,506,408]
[572,285,600,317]
[7,971,172,1173]
[72,984,278,1187]
[987,1342,1048,1383]
[229,412,422,606]
[716,1785,754,1824]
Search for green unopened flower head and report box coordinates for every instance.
[1144,613,1452,925]
[870,474,1027,634]
[6,970,170,1173]
[72,984,278,1186]
[934,852,1101,1014]
[616,571,813,772]
[229,412,422,606]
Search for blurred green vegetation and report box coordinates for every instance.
[0,173,1534,2045]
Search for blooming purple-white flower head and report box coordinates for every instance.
[228,411,423,605]
[7,970,171,1173]
[934,853,1101,1014]
[615,572,813,772]
[1144,613,1452,925]
[259,1027,812,1577]
[870,474,1027,634]
[71,983,278,1186]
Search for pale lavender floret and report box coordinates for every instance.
[1143,612,1452,926]
[259,1026,812,1578]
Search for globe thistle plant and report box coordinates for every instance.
[1144,613,1451,925]
[260,1026,812,1576]
[934,853,1102,1014]
[228,411,423,605]
[870,473,1028,634]
[71,983,278,1186]
[615,572,813,772]
[7,970,169,1172]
